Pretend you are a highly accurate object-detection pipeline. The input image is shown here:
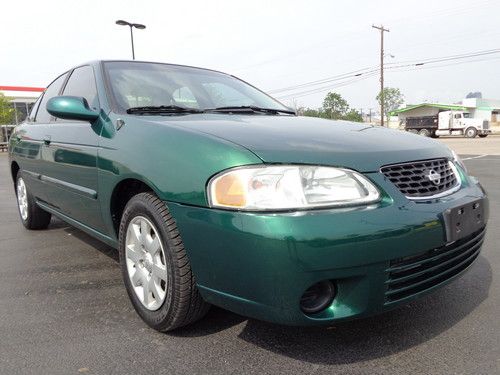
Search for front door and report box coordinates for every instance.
[42,65,106,233]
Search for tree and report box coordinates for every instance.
[322,92,349,120]
[376,87,404,124]
[343,109,363,122]
[0,93,14,125]
[302,107,328,118]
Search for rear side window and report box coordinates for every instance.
[35,73,68,123]
[62,66,99,111]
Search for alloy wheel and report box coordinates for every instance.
[125,216,168,311]
[17,178,28,221]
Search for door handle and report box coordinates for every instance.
[43,135,51,145]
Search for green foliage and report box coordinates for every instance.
[300,92,363,122]
[322,92,349,120]
[343,109,363,122]
[302,107,326,118]
[0,93,15,125]
[376,87,404,122]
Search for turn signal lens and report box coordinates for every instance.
[213,173,246,207]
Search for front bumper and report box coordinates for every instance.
[167,172,488,325]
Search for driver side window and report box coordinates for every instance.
[62,65,99,111]
[35,73,68,123]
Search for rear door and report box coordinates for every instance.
[42,65,106,232]
[12,73,69,204]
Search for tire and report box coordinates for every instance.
[479,134,488,138]
[464,127,478,138]
[118,192,209,331]
[418,128,431,137]
[15,171,52,230]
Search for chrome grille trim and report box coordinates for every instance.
[380,158,461,200]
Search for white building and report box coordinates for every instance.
[461,98,500,122]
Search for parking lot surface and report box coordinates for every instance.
[437,134,500,155]
[0,150,499,375]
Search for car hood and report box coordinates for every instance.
[151,114,452,172]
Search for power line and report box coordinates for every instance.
[385,48,500,67]
[275,72,378,100]
[268,66,376,94]
[269,47,500,98]
[275,53,500,101]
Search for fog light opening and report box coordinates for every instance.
[300,280,336,314]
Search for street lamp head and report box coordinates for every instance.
[115,20,146,60]
[115,20,131,26]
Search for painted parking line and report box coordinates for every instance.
[462,154,488,161]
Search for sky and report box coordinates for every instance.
[2,0,500,112]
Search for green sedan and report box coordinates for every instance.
[8,60,488,331]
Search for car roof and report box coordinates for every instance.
[78,60,232,77]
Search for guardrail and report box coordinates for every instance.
[1,125,15,152]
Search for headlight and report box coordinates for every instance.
[207,165,380,211]
[451,150,467,173]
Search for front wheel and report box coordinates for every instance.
[464,127,478,138]
[118,192,209,331]
[15,172,52,230]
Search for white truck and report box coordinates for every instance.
[404,111,491,138]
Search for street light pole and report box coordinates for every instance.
[372,24,389,126]
[116,20,146,60]
[129,25,135,60]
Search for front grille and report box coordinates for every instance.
[380,158,459,199]
[384,227,485,303]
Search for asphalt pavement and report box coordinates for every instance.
[0,152,499,375]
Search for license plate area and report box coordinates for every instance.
[442,199,485,242]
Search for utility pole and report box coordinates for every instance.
[368,108,373,123]
[372,24,390,126]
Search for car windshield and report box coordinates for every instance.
[104,61,289,114]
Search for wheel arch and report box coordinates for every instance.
[11,161,20,184]
[109,177,159,238]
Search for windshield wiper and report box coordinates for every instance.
[126,105,203,115]
[204,106,296,115]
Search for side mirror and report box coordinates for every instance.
[47,96,99,122]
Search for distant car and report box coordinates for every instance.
[9,60,489,331]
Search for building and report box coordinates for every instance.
[0,86,44,125]
[389,98,500,131]
[462,98,500,122]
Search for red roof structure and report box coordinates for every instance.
[0,86,45,92]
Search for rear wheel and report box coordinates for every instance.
[418,128,431,137]
[479,134,488,138]
[118,192,209,331]
[464,127,478,138]
[15,171,51,230]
